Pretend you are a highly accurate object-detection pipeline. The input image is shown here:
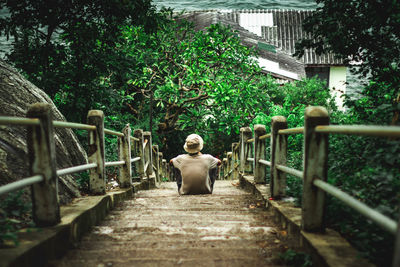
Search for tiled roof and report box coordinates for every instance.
[221,9,343,65]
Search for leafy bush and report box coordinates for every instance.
[0,190,32,247]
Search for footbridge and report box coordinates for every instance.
[0,104,399,266]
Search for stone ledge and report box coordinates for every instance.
[0,177,155,267]
[239,174,374,267]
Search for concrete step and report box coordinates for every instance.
[50,180,288,267]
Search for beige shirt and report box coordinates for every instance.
[172,154,219,195]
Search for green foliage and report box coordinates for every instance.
[0,0,158,124]
[295,0,400,125]
[119,12,276,157]
[0,190,32,247]
[279,249,313,267]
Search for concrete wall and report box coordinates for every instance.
[329,66,347,110]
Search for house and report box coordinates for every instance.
[181,10,347,108]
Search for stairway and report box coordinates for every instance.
[49,181,288,266]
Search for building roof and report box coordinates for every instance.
[180,11,306,81]
[221,9,343,66]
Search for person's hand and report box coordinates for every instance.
[169,159,173,165]
[217,159,222,166]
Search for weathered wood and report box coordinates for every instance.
[133,129,145,180]
[232,142,239,180]
[302,106,329,232]
[118,124,132,188]
[222,157,228,180]
[152,145,160,183]
[87,110,105,195]
[393,218,400,267]
[162,159,167,181]
[27,103,60,226]
[270,116,288,198]
[240,127,253,174]
[158,152,164,181]
[254,124,267,184]
[227,152,233,180]
[143,132,153,177]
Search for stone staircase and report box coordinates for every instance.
[48,181,288,267]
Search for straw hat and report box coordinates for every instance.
[184,134,204,153]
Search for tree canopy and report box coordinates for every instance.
[0,0,157,122]
[295,0,400,124]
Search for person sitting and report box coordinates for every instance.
[170,134,221,195]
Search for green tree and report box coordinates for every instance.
[295,0,400,124]
[120,14,275,155]
[0,0,157,122]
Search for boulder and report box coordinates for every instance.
[0,59,87,204]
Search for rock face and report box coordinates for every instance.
[0,59,87,204]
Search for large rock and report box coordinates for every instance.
[0,59,87,204]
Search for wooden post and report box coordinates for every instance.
[162,159,167,181]
[222,158,228,180]
[240,127,252,174]
[143,131,153,177]
[270,116,288,198]
[133,129,145,180]
[27,103,60,226]
[158,152,164,181]
[302,106,329,232]
[254,124,267,184]
[152,145,160,183]
[232,142,239,180]
[118,124,131,188]
[87,110,105,195]
[393,218,400,267]
[227,152,233,180]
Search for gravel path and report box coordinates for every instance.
[49,180,288,267]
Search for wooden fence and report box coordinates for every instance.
[0,103,172,227]
[221,106,400,266]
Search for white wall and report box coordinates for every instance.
[329,66,347,110]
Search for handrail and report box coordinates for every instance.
[131,157,141,163]
[53,121,96,131]
[276,164,303,179]
[57,163,97,176]
[0,116,97,131]
[0,116,40,126]
[223,106,400,262]
[104,128,124,137]
[0,105,163,229]
[278,127,304,135]
[259,133,271,140]
[315,125,400,137]
[0,175,44,196]
[313,179,397,234]
[259,159,271,167]
[105,161,126,167]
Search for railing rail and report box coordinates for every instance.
[315,125,400,137]
[221,106,400,264]
[0,103,164,227]
[57,163,97,176]
[0,175,44,197]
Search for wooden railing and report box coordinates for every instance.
[221,106,400,265]
[0,103,172,227]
